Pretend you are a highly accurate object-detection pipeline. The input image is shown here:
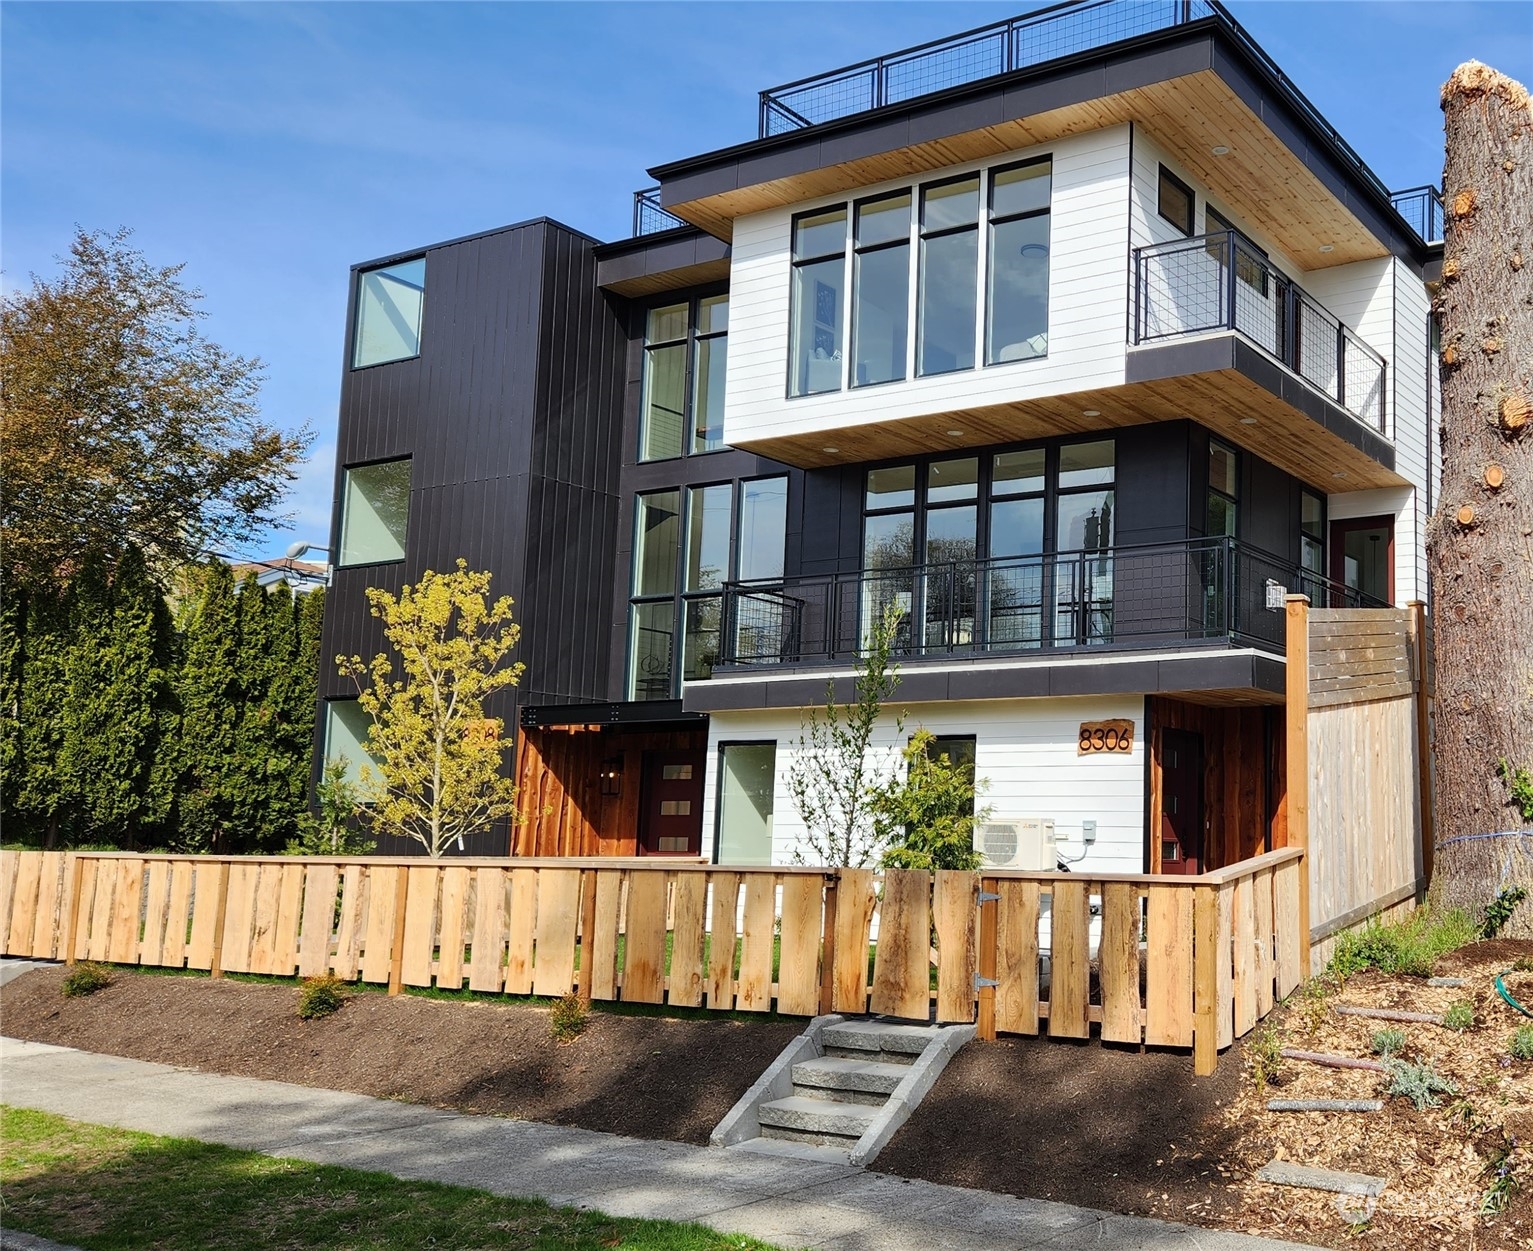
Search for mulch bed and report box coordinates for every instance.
[883,938,1533,1251]
[0,967,801,1146]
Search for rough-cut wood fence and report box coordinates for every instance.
[0,846,1303,1074]
[1286,597,1431,970]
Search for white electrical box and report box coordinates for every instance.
[973,818,1057,870]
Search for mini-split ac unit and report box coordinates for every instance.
[973,818,1056,870]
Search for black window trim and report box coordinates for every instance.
[336,454,412,570]
[712,739,779,867]
[850,189,914,391]
[639,289,731,464]
[984,153,1054,369]
[350,255,427,372]
[1157,164,1196,237]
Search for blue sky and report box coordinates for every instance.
[4,1,1530,561]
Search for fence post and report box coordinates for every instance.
[1284,594,1312,977]
[818,872,839,1015]
[1408,600,1435,888]
[63,854,86,967]
[976,876,998,1041]
[207,861,232,979]
[579,868,599,1003]
[387,866,411,996]
[1192,883,1218,1076]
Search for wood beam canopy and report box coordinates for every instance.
[730,365,1407,494]
[661,69,1390,272]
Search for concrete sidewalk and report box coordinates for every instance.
[0,1037,1316,1251]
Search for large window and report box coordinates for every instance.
[323,700,381,788]
[789,156,1054,393]
[353,258,425,368]
[628,477,789,699]
[789,208,847,396]
[918,175,979,377]
[985,158,1052,364]
[862,439,1112,652]
[852,193,911,387]
[338,458,411,567]
[716,742,776,865]
[640,296,729,461]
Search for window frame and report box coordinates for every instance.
[336,455,412,570]
[1205,438,1240,539]
[638,291,730,463]
[916,171,983,380]
[850,190,913,390]
[1157,164,1196,237]
[351,256,426,371]
[984,155,1053,367]
[322,697,382,794]
[713,740,779,866]
[787,206,850,398]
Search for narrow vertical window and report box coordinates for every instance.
[851,192,911,387]
[986,158,1051,364]
[789,208,847,396]
[640,304,687,461]
[1300,490,1325,578]
[988,448,1046,648]
[323,700,381,788]
[1055,440,1116,646]
[917,176,979,376]
[921,459,978,651]
[353,258,425,368]
[683,484,731,684]
[737,476,788,582]
[863,466,916,645]
[338,458,411,567]
[1206,439,1239,537]
[691,295,728,453]
[1157,165,1195,236]
[629,490,681,699]
[717,743,776,865]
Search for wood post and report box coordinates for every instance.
[1284,594,1312,978]
[62,853,85,966]
[976,876,998,1042]
[1407,600,1435,889]
[1192,884,1219,1076]
[818,874,839,1016]
[578,868,598,1003]
[386,865,411,996]
[207,861,232,979]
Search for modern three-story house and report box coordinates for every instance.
[317,1,1443,872]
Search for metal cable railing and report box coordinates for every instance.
[715,537,1381,670]
[754,0,1440,247]
[1133,230,1387,433]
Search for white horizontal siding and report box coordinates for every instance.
[702,695,1148,873]
[723,126,1133,448]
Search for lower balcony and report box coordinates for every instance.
[689,538,1380,708]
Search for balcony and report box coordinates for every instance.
[1133,231,1387,434]
[633,187,687,237]
[713,537,1380,674]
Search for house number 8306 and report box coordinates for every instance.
[1078,720,1134,754]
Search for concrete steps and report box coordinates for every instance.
[713,1014,973,1167]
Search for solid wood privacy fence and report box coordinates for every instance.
[0,845,1303,1074]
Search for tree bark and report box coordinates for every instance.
[1428,62,1533,933]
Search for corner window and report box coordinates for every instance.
[917,176,980,377]
[852,192,911,387]
[338,458,411,567]
[1157,165,1195,237]
[353,258,425,368]
[324,699,381,788]
[716,742,776,865]
[789,208,847,396]
[986,158,1052,364]
[692,296,728,453]
[640,296,729,462]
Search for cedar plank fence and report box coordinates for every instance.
[0,847,1303,1074]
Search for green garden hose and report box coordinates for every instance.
[1495,971,1533,1019]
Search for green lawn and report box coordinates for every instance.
[0,1106,783,1251]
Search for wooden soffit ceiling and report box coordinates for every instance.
[663,68,1389,270]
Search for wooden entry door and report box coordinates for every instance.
[1159,728,1204,874]
[638,750,704,856]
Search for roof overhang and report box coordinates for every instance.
[593,226,731,298]
[649,23,1430,273]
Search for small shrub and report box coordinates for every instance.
[549,992,589,1043]
[1482,885,1528,940]
[1515,955,1533,974]
[1328,908,1478,979]
[1482,1139,1521,1216]
[1371,1027,1407,1058]
[1511,1025,1533,1061]
[1296,976,1334,1032]
[296,975,347,1020]
[1443,1000,1475,1032]
[1248,1023,1285,1090]
[1385,1058,1458,1110]
[61,962,112,998]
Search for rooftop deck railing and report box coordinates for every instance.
[716,536,1380,671]
[1389,185,1445,245]
[754,0,1440,247]
[1133,230,1388,434]
[633,187,687,236]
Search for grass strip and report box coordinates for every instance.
[0,1105,782,1251]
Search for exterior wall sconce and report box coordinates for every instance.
[600,755,623,797]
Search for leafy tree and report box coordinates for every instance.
[174,561,241,852]
[338,561,524,858]
[875,728,992,872]
[286,760,374,856]
[787,603,906,867]
[0,227,310,590]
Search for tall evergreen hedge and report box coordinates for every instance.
[0,556,324,852]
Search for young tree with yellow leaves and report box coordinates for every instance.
[338,561,524,858]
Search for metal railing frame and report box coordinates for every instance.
[633,187,687,237]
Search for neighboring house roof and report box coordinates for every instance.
[228,557,329,592]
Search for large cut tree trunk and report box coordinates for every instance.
[1428,62,1533,933]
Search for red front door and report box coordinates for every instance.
[1159,729,1204,875]
[638,750,704,856]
